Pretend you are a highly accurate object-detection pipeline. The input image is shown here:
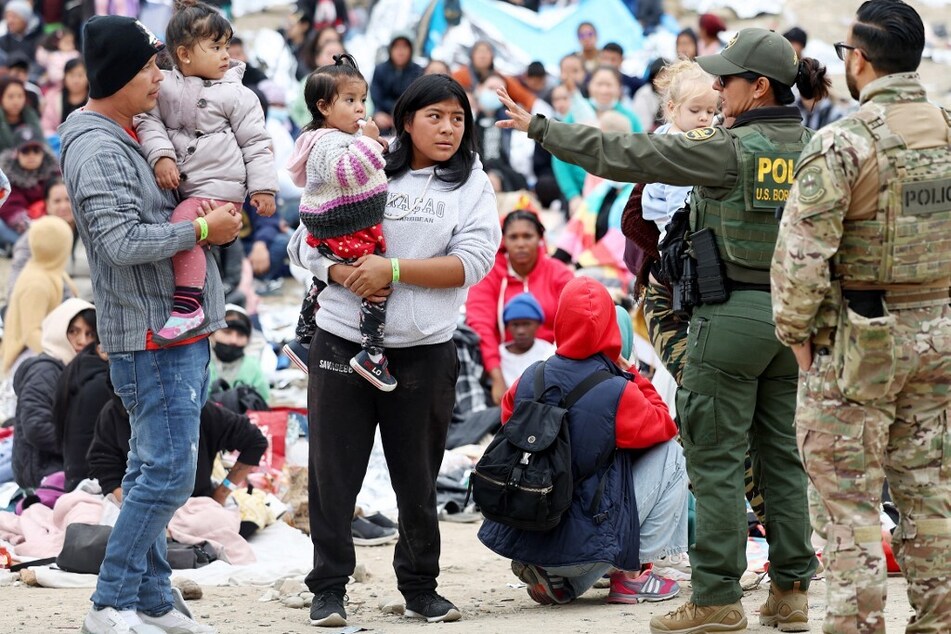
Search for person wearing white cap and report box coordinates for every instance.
[0,0,43,60]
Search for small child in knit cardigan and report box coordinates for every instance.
[284,54,396,391]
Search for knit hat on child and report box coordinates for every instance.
[503,293,545,324]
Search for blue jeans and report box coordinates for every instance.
[92,341,210,615]
[545,440,689,597]
[0,217,21,247]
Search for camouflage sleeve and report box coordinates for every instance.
[771,123,865,345]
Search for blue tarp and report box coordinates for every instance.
[420,0,646,70]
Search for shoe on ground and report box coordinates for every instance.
[138,608,216,634]
[349,350,397,392]
[511,561,575,605]
[81,607,165,634]
[309,589,347,627]
[607,567,681,604]
[759,582,809,632]
[404,591,461,623]
[283,339,310,374]
[364,512,398,531]
[351,516,398,546]
[649,600,747,633]
[170,586,195,618]
[153,308,207,345]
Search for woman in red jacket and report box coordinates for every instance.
[466,209,574,404]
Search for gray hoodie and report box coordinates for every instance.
[290,156,501,347]
[59,110,225,352]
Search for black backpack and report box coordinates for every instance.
[470,361,613,532]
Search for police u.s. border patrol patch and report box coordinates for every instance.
[685,127,716,142]
[797,166,826,204]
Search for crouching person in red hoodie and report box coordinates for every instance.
[478,276,688,605]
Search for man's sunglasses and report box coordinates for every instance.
[834,42,871,62]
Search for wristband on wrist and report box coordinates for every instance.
[221,477,237,492]
[196,217,209,242]
[391,258,400,283]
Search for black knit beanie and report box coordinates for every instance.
[83,16,166,99]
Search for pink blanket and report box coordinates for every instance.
[0,490,104,558]
[168,497,255,565]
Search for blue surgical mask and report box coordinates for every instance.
[270,107,290,124]
[478,90,503,114]
[590,98,619,112]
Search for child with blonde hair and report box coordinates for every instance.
[642,60,718,235]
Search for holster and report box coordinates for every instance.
[691,228,730,305]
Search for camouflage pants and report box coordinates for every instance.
[797,304,951,634]
[643,282,766,525]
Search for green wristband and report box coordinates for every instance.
[391,258,400,283]
[196,217,209,242]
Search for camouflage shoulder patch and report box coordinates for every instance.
[685,127,717,142]
[796,165,826,204]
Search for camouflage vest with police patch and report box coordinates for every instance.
[833,107,951,286]
[691,123,812,285]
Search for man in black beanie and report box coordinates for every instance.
[58,15,242,634]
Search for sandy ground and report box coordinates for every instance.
[0,520,920,633]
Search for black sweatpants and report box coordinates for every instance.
[304,329,459,597]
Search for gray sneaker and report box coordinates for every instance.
[81,607,165,634]
[138,608,216,633]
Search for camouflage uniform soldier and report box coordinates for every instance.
[772,2,951,632]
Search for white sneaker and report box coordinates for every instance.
[137,609,216,633]
[81,607,165,634]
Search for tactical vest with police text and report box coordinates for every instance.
[833,107,951,287]
[691,123,812,285]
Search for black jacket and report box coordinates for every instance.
[12,354,65,489]
[52,343,111,491]
[370,60,424,117]
[88,398,269,498]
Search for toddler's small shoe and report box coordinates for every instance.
[283,339,309,374]
[349,350,397,392]
[154,308,207,345]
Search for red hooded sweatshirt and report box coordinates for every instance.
[466,250,574,374]
[501,276,677,449]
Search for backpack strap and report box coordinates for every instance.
[532,360,548,402]
[560,370,614,408]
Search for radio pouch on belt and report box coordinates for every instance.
[691,228,730,304]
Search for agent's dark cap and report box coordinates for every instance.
[697,27,799,86]
[83,16,165,99]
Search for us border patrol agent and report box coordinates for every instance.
[497,27,825,633]
[772,1,951,632]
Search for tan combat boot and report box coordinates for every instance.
[759,581,809,632]
[649,600,747,633]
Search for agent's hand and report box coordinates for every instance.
[154,157,180,190]
[791,341,813,373]
[344,254,394,300]
[201,201,241,245]
[251,192,276,217]
[495,89,532,133]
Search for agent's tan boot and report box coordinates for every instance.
[759,581,809,632]
[649,600,747,633]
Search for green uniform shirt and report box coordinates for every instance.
[528,106,804,192]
